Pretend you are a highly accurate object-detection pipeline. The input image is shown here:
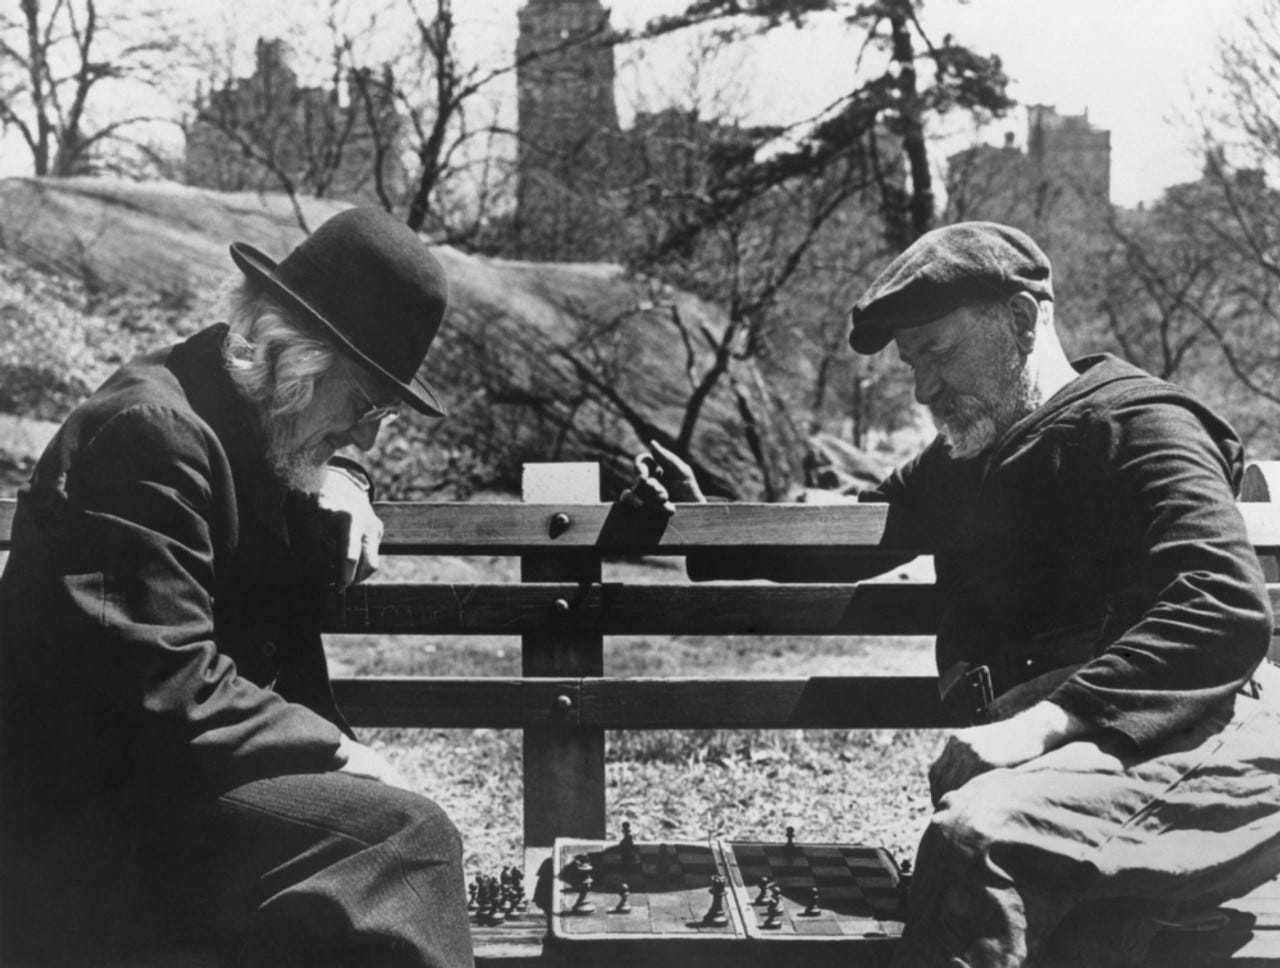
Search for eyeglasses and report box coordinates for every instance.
[341,359,400,426]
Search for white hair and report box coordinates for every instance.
[219,278,337,418]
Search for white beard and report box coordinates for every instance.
[933,366,1039,460]
[266,416,327,494]
[934,395,1001,459]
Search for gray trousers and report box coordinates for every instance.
[891,661,1280,968]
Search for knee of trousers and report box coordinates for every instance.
[927,769,1029,861]
[378,788,464,866]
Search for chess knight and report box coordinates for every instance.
[624,222,1280,967]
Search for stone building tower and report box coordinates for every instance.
[514,0,620,261]
[945,105,1111,247]
[1026,104,1111,240]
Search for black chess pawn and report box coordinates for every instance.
[571,874,596,914]
[467,881,478,913]
[620,821,638,867]
[800,886,821,917]
[753,876,773,905]
[483,876,507,926]
[474,879,493,923]
[703,874,729,927]
[613,882,632,915]
[762,892,784,929]
[784,826,797,851]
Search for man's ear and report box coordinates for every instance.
[1006,292,1039,355]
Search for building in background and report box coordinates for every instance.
[514,0,620,260]
[184,39,404,205]
[945,105,1112,247]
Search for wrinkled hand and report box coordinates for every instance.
[928,701,1088,805]
[618,440,705,515]
[333,735,416,792]
[318,466,384,591]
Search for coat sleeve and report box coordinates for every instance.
[1049,397,1273,749]
[61,404,343,789]
[681,456,931,584]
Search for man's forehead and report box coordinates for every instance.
[893,310,966,355]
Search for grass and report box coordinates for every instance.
[327,553,942,882]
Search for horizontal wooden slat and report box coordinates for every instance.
[373,501,909,554]
[334,677,579,728]
[580,677,947,728]
[3,497,1277,554]
[326,582,942,635]
[334,676,949,729]
[326,582,1280,636]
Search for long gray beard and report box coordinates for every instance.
[265,416,327,494]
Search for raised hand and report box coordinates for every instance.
[618,440,705,515]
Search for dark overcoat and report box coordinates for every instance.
[0,323,351,959]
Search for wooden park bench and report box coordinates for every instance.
[2,459,1279,967]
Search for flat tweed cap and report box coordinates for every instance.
[848,221,1054,355]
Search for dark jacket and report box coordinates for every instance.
[864,355,1271,749]
[694,355,1271,750]
[0,323,351,958]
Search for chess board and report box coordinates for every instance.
[548,837,906,967]
[723,840,905,942]
[550,839,745,941]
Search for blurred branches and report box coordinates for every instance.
[0,0,180,176]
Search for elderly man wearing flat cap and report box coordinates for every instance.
[626,222,1280,966]
[0,208,473,967]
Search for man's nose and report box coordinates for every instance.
[349,419,381,451]
[914,367,940,406]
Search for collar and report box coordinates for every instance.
[166,323,290,543]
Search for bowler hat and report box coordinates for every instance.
[230,206,449,417]
[848,222,1053,355]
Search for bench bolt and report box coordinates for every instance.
[549,512,571,538]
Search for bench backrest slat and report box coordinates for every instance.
[6,498,1277,554]
[332,676,947,730]
[325,582,945,635]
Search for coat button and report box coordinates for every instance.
[262,641,278,658]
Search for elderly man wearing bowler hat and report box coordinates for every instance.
[0,207,473,967]
[626,222,1280,966]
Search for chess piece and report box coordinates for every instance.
[511,867,528,911]
[784,826,797,851]
[567,853,594,888]
[467,881,478,912]
[703,874,729,927]
[762,892,784,929]
[753,876,773,905]
[620,821,638,867]
[571,875,596,914]
[613,882,632,915]
[800,886,821,917]
[483,876,507,925]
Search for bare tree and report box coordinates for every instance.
[0,0,179,176]
[182,0,604,244]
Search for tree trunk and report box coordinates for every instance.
[888,2,935,243]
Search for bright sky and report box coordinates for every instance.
[3,0,1253,207]
[603,0,1246,207]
